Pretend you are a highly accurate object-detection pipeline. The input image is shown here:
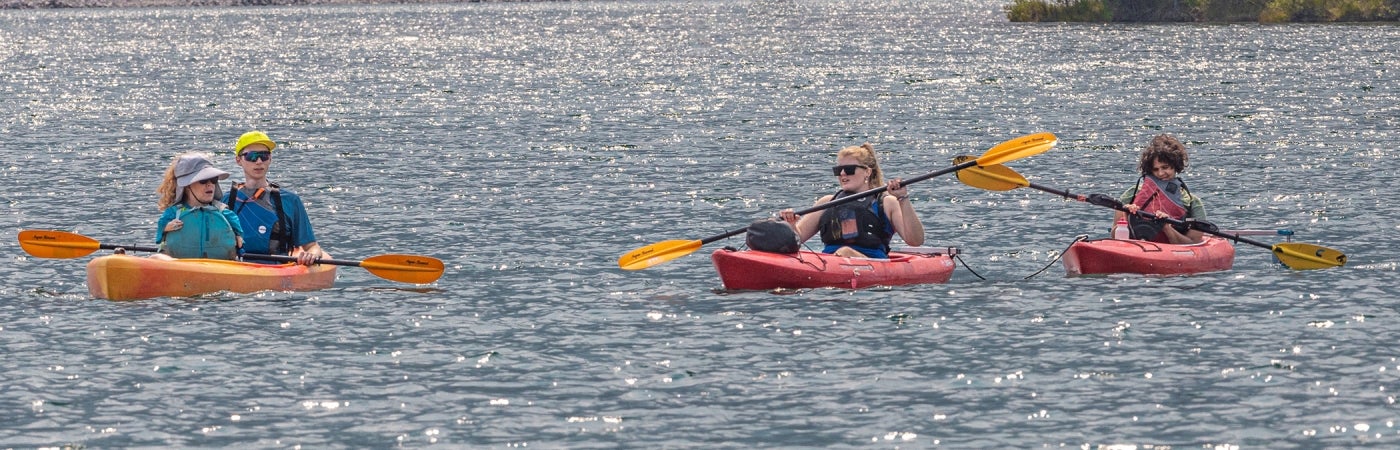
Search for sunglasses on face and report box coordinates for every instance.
[194,178,219,186]
[241,151,271,162]
[831,164,868,176]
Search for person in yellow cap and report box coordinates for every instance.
[224,130,329,265]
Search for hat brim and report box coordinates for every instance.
[174,167,231,204]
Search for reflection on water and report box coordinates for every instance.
[1,0,1397,448]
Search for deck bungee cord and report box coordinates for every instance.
[726,244,831,273]
[951,251,989,281]
[1023,235,1089,280]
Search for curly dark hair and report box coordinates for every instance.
[1138,134,1188,176]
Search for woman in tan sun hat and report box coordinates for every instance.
[154,152,244,260]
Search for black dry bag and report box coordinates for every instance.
[746,219,800,254]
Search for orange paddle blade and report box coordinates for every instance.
[618,239,703,270]
[1273,242,1347,270]
[359,254,446,284]
[954,158,1029,191]
[975,132,1056,167]
[17,230,102,259]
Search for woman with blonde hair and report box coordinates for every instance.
[153,152,244,260]
[776,143,925,258]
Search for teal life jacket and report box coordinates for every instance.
[160,203,240,259]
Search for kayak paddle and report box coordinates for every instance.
[617,132,1058,270]
[951,158,1347,270]
[17,229,445,283]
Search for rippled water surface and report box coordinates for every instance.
[2,1,1398,447]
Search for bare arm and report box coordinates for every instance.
[778,195,835,244]
[1158,223,1204,244]
[882,195,924,247]
[884,178,923,246]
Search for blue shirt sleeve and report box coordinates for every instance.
[279,190,318,247]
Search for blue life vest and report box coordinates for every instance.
[226,183,294,255]
[161,204,239,259]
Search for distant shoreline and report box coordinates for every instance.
[1004,0,1400,23]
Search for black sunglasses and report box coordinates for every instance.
[831,164,868,176]
[241,151,271,162]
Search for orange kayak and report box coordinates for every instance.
[86,254,337,300]
[1062,237,1235,276]
[711,248,956,290]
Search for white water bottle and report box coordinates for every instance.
[1114,217,1129,240]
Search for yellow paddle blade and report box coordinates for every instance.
[359,254,445,284]
[975,132,1057,167]
[1273,242,1347,270]
[618,239,703,270]
[18,230,102,259]
[953,158,1029,191]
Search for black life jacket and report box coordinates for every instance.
[818,189,892,252]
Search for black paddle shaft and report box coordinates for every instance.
[1023,181,1277,250]
[100,243,160,253]
[95,242,353,266]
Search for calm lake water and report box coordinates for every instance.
[2,0,1398,447]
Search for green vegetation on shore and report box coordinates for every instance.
[1006,0,1400,22]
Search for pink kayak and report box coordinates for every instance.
[1062,237,1235,276]
[711,248,956,290]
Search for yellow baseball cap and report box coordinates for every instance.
[235,131,277,156]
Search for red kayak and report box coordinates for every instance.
[711,248,957,290]
[1062,237,1235,276]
